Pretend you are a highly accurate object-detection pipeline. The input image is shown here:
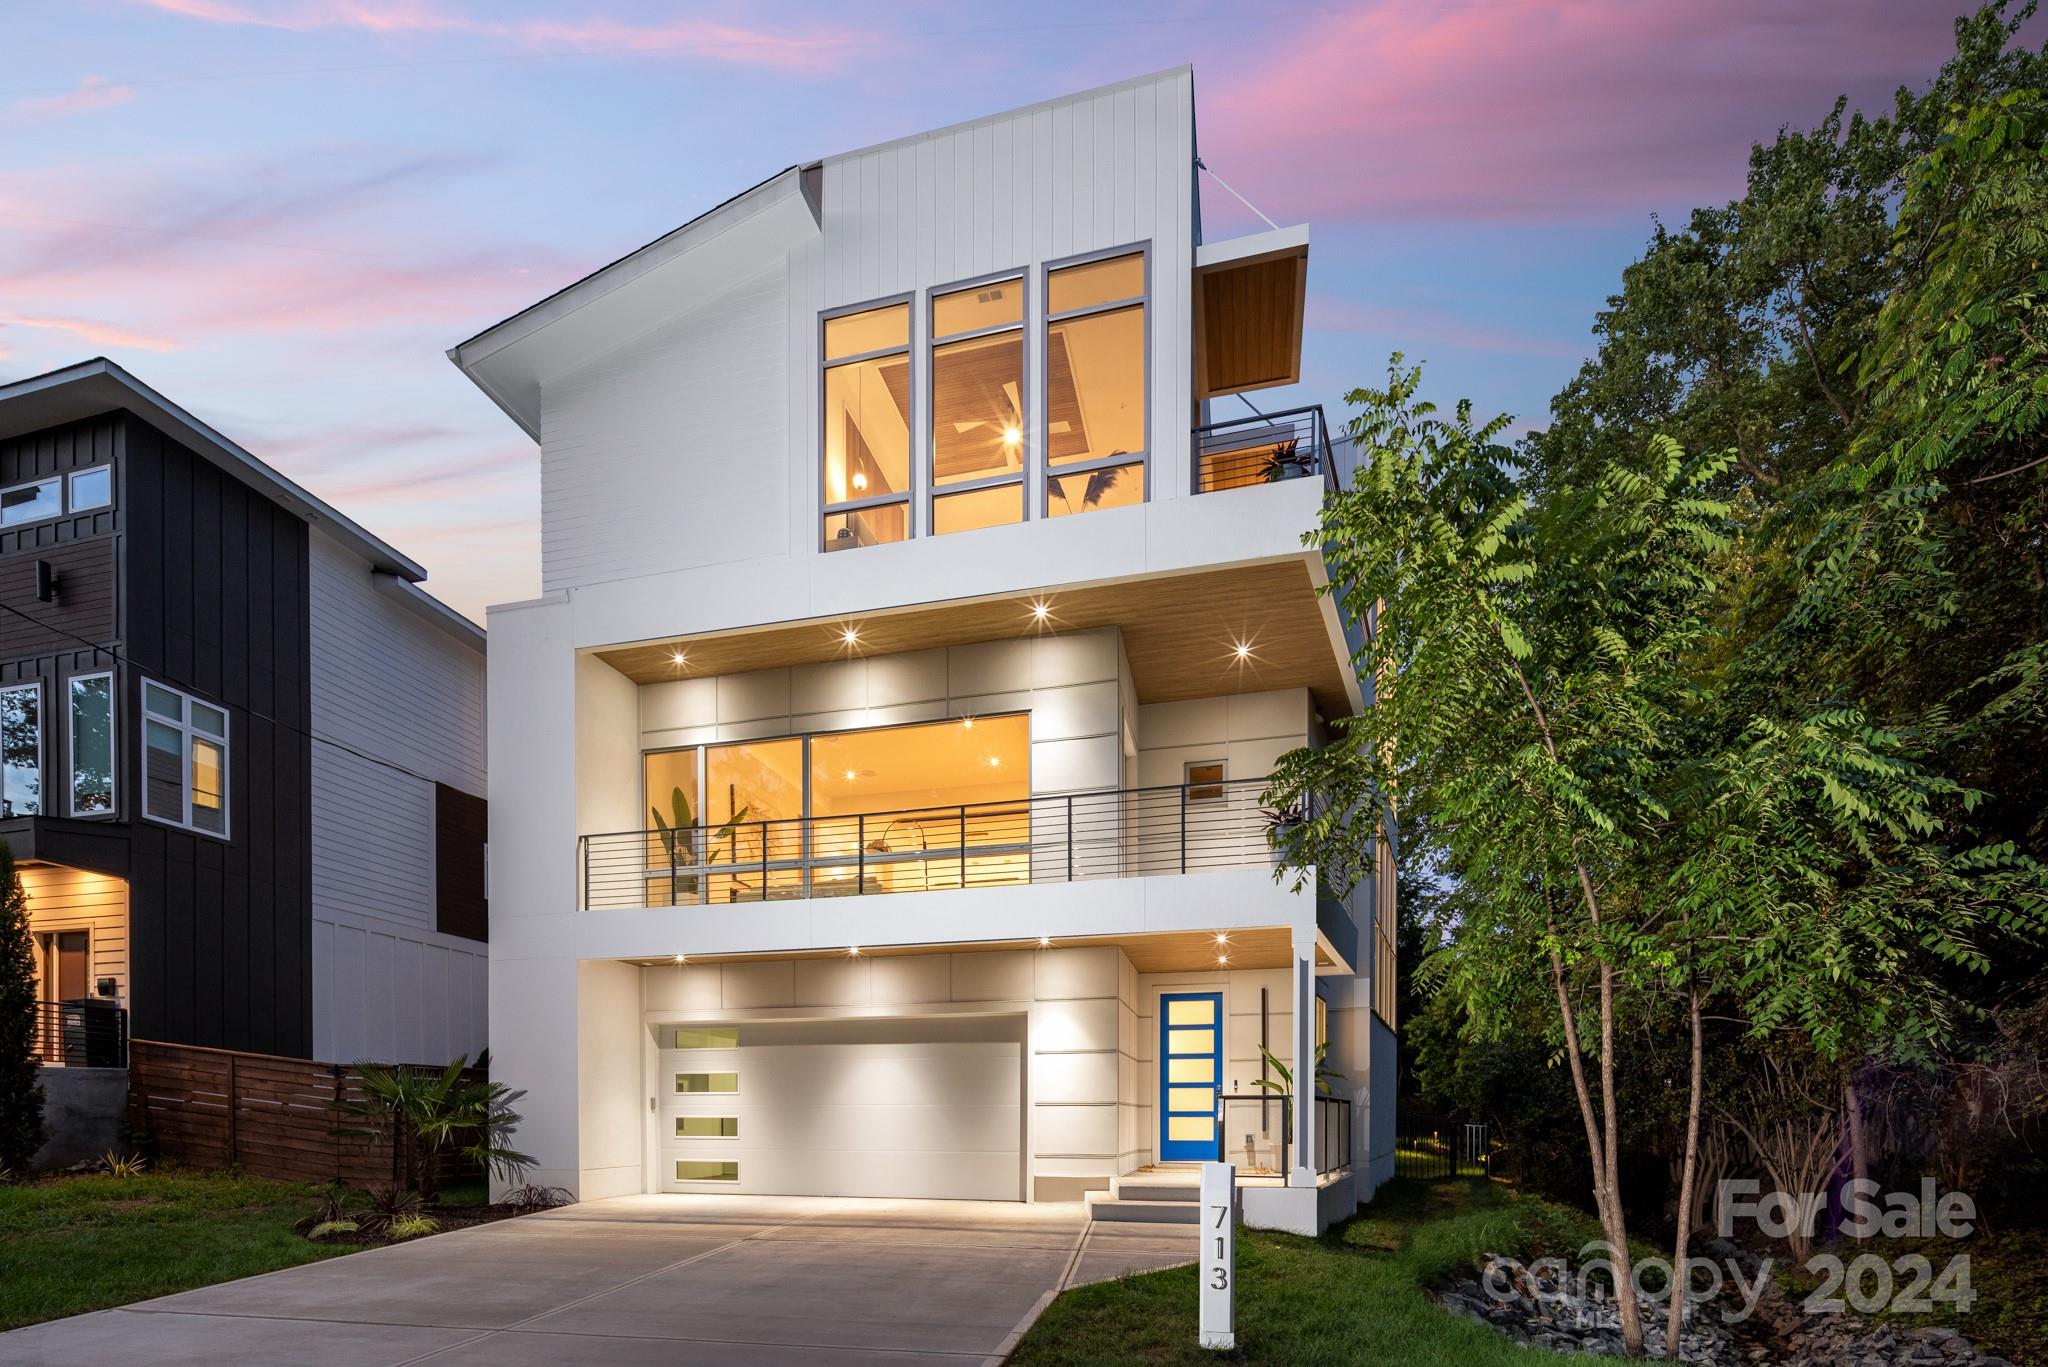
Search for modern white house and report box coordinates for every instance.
[451,67,1395,1233]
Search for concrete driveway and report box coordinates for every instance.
[0,1194,1195,1366]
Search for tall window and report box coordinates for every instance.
[821,300,912,552]
[1045,249,1146,518]
[0,683,40,817]
[930,276,1025,535]
[143,680,229,837]
[68,673,114,816]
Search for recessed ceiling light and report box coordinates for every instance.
[840,625,861,647]
[1233,641,1254,661]
[1029,599,1052,623]
[1002,425,1023,447]
[843,769,857,782]
[847,945,862,957]
[962,716,976,729]
[673,954,686,964]
[987,756,1001,767]
[852,471,869,491]
[1038,935,1053,948]
[1215,932,1230,945]
[1217,954,1230,965]
[670,650,688,667]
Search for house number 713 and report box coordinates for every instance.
[1199,1162,1236,1351]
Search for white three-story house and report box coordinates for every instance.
[452,68,1394,1233]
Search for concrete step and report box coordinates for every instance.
[1087,1196,1201,1224]
[1108,1176,1199,1202]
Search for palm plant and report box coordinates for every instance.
[1251,1043,1344,1097]
[649,788,752,901]
[337,1054,534,1202]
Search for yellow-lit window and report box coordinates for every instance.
[931,276,1025,535]
[674,1072,738,1094]
[675,1116,738,1138]
[1045,250,1145,517]
[675,1160,739,1181]
[672,1027,736,1049]
[822,301,912,552]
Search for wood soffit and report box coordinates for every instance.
[626,926,1328,975]
[593,558,1354,718]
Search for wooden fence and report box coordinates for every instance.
[126,1039,481,1187]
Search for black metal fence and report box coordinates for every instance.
[33,999,128,1068]
[1395,1112,1492,1180]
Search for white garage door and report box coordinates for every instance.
[659,1016,1024,1201]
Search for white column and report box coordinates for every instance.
[1290,925,1315,1187]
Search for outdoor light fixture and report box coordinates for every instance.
[1038,935,1053,948]
[1233,641,1254,661]
[673,954,687,964]
[1217,954,1230,966]
[670,650,688,667]
[1215,932,1230,945]
[847,945,862,957]
[839,624,863,651]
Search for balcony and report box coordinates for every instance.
[33,998,128,1068]
[580,777,1289,911]
[1193,405,1335,496]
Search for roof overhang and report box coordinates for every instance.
[0,358,427,581]
[448,167,823,441]
[1194,224,1308,400]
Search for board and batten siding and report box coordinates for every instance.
[535,68,1196,597]
[307,527,486,1064]
[539,261,790,593]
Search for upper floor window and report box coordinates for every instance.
[0,682,41,817]
[1045,249,1146,518]
[1,478,62,528]
[68,467,111,513]
[821,300,912,553]
[930,276,1025,536]
[143,680,229,838]
[68,673,114,816]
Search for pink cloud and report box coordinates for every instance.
[1201,0,1971,223]
[122,0,864,72]
[6,75,136,123]
[1307,294,1583,360]
[0,313,180,351]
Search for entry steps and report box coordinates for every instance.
[1083,1173,1203,1224]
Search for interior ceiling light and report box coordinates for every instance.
[852,471,869,491]
[962,717,975,729]
[1002,424,1023,447]
[987,756,1002,767]
[843,770,857,782]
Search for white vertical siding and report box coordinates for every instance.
[308,527,488,1065]
[539,261,790,593]
[308,530,485,795]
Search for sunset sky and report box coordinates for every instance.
[2,2,1995,620]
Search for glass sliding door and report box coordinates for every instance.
[704,738,803,901]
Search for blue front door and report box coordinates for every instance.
[1159,992,1224,1161]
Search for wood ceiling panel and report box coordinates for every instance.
[1196,251,1306,400]
[594,559,1355,718]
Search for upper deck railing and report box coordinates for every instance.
[1193,405,1336,496]
[579,777,1289,911]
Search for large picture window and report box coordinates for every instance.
[68,673,114,816]
[0,683,41,817]
[1045,249,1146,517]
[821,299,912,552]
[143,679,229,837]
[930,275,1025,536]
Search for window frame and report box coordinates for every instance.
[1041,241,1152,514]
[0,680,41,818]
[819,292,916,552]
[0,476,64,530]
[927,266,1029,537]
[67,670,115,818]
[141,677,231,840]
[1183,759,1226,804]
[67,465,113,514]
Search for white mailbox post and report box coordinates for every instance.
[1199,1161,1236,1351]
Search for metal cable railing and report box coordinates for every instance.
[1193,405,1335,495]
[580,776,1283,911]
[33,999,128,1067]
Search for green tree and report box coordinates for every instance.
[0,842,44,1176]
[337,1054,533,1202]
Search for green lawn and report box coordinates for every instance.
[1010,1179,1609,1366]
[0,1170,357,1331]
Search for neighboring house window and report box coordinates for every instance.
[142,679,229,837]
[930,274,1025,535]
[1045,248,1147,517]
[0,477,62,528]
[0,683,40,816]
[821,299,912,552]
[1184,760,1225,802]
[68,672,114,816]
[68,467,112,512]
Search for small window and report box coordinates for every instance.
[0,478,62,527]
[1185,761,1225,803]
[68,673,114,816]
[1316,995,1328,1051]
[675,1160,739,1182]
[672,1027,737,1050]
[0,683,41,817]
[676,1116,739,1138]
[140,678,231,838]
[675,1071,738,1094]
[822,299,912,552]
[68,467,112,513]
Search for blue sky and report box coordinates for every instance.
[1,1,1990,619]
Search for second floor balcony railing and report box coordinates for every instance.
[580,776,1286,911]
[1193,405,1335,496]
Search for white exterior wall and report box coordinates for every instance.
[1134,687,1317,789]
[308,528,488,1064]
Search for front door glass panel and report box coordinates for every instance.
[1159,991,1223,1160]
